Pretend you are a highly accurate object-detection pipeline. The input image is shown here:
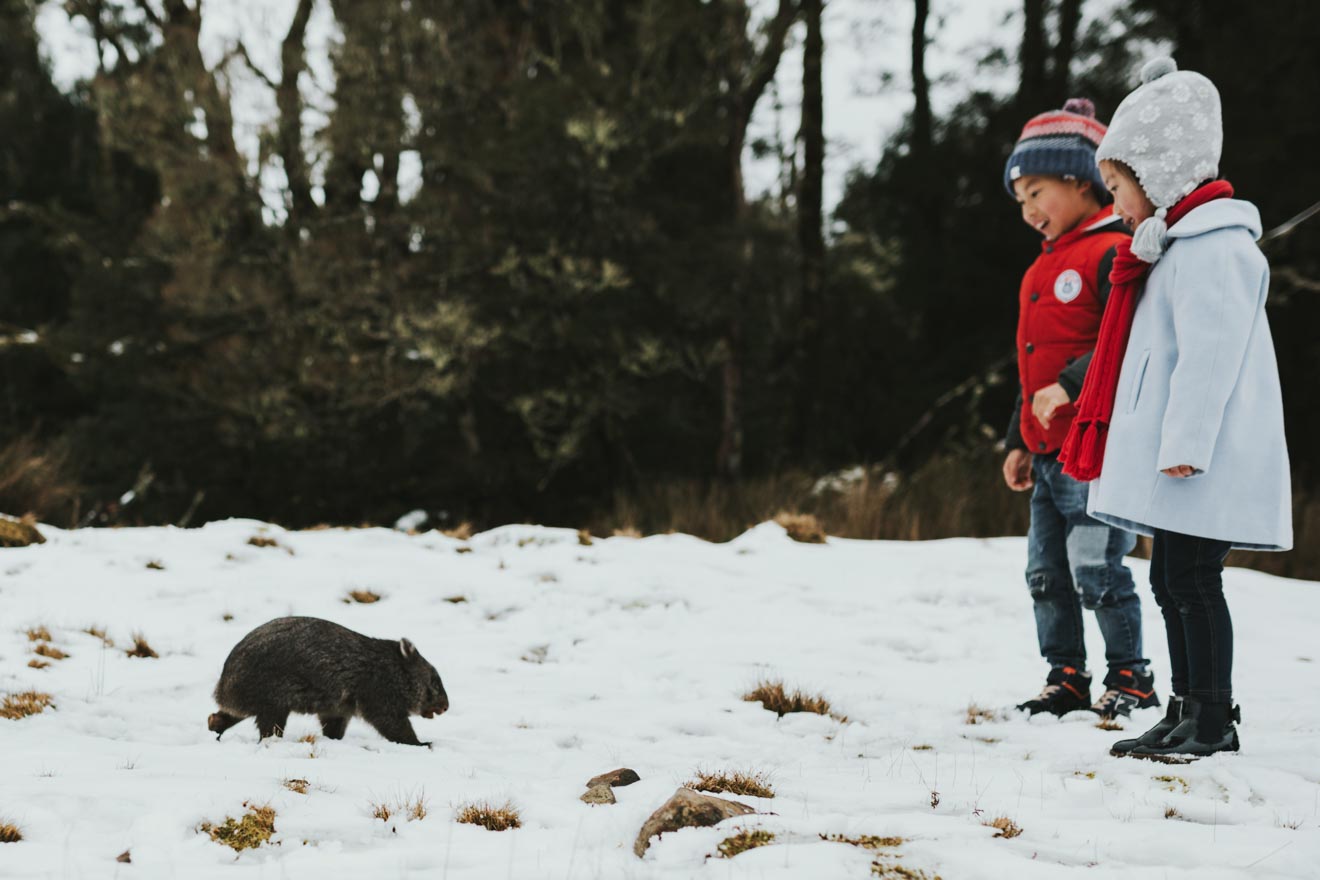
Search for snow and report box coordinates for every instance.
[2,519,1318,879]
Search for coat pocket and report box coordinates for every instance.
[1127,349,1151,413]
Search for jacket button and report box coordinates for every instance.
[1025,343,1035,354]
[1045,245,1053,254]
[1030,292,1040,302]
[1038,442,1047,451]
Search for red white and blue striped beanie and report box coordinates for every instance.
[1003,98,1110,203]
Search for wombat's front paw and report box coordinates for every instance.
[422,741,433,749]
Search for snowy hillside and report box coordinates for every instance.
[2,520,1318,879]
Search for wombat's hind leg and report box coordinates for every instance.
[366,713,428,747]
[207,711,244,740]
[319,715,349,739]
[256,711,289,740]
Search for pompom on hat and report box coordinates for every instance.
[1003,97,1110,202]
[1096,57,1224,260]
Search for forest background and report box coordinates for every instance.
[3,0,1317,577]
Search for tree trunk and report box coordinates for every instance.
[911,0,932,161]
[1018,0,1048,113]
[1049,0,1083,105]
[277,0,316,232]
[715,0,798,480]
[792,0,825,462]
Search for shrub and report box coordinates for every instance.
[455,801,520,831]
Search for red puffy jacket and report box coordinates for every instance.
[1011,207,1128,454]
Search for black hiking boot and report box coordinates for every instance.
[1016,666,1092,717]
[1127,698,1240,763]
[1109,696,1183,756]
[1092,668,1161,719]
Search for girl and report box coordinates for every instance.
[1058,58,1292,760]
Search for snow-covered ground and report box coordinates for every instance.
[2,520,1318,879]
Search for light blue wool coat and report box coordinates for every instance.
[1086,199,1293,551]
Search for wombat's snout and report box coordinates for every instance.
[423,696,449,719]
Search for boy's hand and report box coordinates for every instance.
[1031,382,1071,430]
[1003,449,1034,492]
[1162,465,1196,478]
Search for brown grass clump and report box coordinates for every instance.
[283,779,310,795]
[200,803,276,852]
[1164,806,1180,819]
[773,511,827,544]
[0,822,22,843]
[964,703,1000,725]
[871,860,941,880]
[985,816,1023,839]
[27,659,49,669]
[145,560,165,570]
[247,535,280,548]
[345,590,382,604]
[716,829,775,858]
[83,626,114,647]
[1,691,54,720]
[25,626,52,642]
[125,633,158,659]
[32,643,67,660]
[371,792,428,823]
[743,679,843,721]
[688,769,775,799]
[443,522,473,541]
[911,744,934,751]
[612,526,642,538]
[822,833,904,849]
[1095,718,1124,731]
[455,801,521,831]
[577,529,593,546]
[298,734,318,745]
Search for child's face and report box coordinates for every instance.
[1100,160,1156,230]
[1012,175,1097,241]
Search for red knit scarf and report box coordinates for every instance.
[1058,179,1235,481]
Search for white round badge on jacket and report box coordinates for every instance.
[1054,269,1083,303]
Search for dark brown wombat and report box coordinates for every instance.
[207,616,449,747]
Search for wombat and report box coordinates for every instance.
[207,616,449,747]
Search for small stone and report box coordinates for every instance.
[116,850,131,864]
[580,784,616,805]
[587,767,640,789]
[634,787,755,857]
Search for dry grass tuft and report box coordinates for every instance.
[716,829,775,858]
[32,643,67,660]
[145,560,165,570]
[1,691,54,720]
[688,769,775,799]
[200,803,276,852]
[1164,806,1181,819]
[964,703,1001,725]
[871,860,941,879]
[83,625,114,647]
[911,744,933,751]
[283,779,310,795]
[443,522,473,541]
[247,535,280,548]
[371,802,392,822]
[822,833,904,849]
[985,815,1023,839]
[612,526,642,538]
[0,821,22,843]
[743,679,843,721]
[345,590,382,604]
[443,595,468,604]
[25,626,52,642]
[27,659,49,670]
[455,801,521,832]
[577,529,593,546]
[773,511,827,543]
[1094,718,1124,731]
[125,633,159,659]
[298,734,318,744]
[371,792,428,823]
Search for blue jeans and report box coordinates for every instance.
[1026,454,1147,674]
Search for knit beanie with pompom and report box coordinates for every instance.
[1003,97,1110,203]
[1096,57,1224,261]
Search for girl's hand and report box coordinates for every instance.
[1031,383,1071,430]
[1162,465,1196,478]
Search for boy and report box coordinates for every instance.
[1001,98,1157,719]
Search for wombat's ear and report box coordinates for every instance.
[399,638,417,659]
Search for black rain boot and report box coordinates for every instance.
[1128,698,1240,763]
[1109,695,1183,756]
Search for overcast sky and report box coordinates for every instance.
[35,0,1028,219]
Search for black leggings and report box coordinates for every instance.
[1149,529,1234,702]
